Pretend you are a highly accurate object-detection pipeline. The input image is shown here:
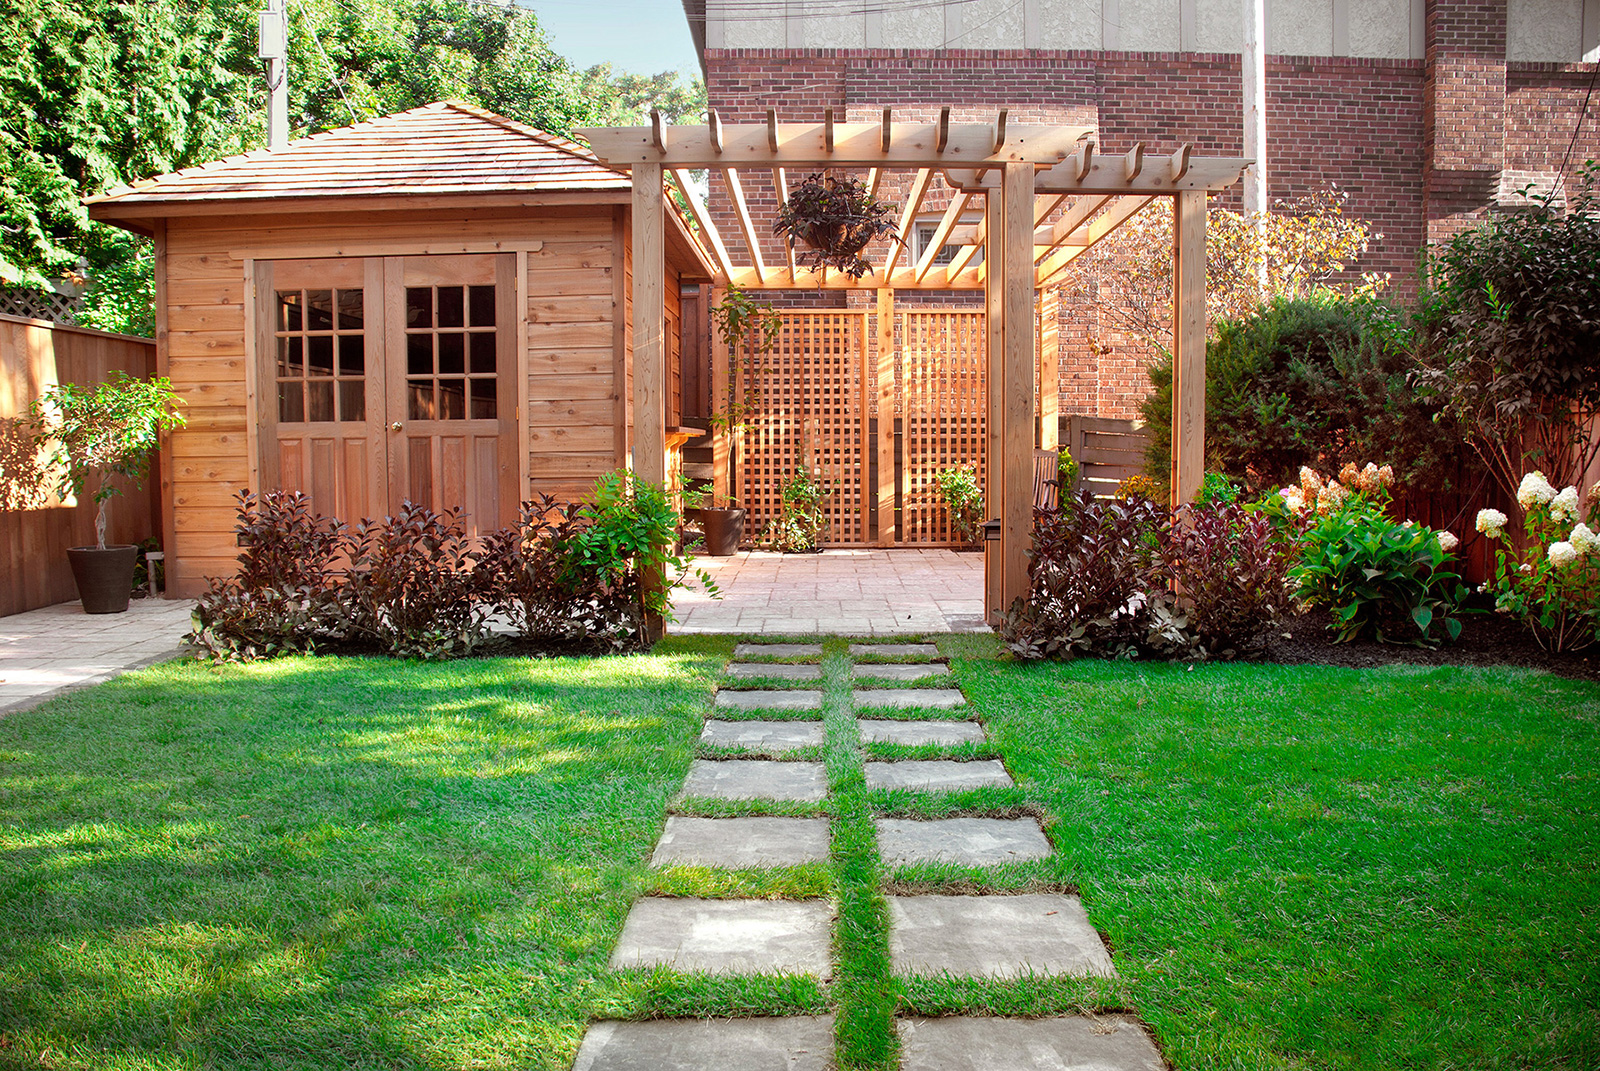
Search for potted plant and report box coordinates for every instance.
[703,286,784,555]
[773,172,899,278]
[30,371,185,613]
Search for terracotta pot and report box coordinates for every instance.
[699,508,746,556]
[67,544,139,614]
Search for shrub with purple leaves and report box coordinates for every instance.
[1166,504,1296,657]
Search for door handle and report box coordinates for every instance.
[390,421,404,432]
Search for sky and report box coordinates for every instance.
[524,0,701,77]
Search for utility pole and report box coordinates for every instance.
[258,0,288,150]
[1242,0,1267,288]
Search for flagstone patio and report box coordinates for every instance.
[673,549,988,635]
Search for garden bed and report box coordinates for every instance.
[1265,598,1600,681]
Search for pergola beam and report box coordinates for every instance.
[945,155,1248,194]
[1034,195,1155,287]
[721,167,767,283]
[668,168,734,280]
[881,168,934,278]
[772,167,797,277]
[1033,194,1113,264]
[912,191,975,283]
[580,121,1097,168]
[727,264,984,290]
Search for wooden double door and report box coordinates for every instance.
[255,254,519,532]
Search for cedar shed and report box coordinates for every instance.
[86,101,714,598]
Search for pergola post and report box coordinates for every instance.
[876,287,896,547]
[1170,190,1207,508]
[984,189,1005,623]
[631,163,667,638]
[709,284,730,505]
[1000,162,1037,617]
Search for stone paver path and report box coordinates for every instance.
[0,598,195,715]
[673,549,987,635]
[725,662,823,681]
[581,637,1148,1070]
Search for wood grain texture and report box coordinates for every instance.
[1171,190,1207,508]
[1001,163,1036,617]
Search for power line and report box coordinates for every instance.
[292,0,362,125]
[1555,58,1599,189]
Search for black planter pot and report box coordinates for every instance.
[67,544,139,614]
[700,508,746,557]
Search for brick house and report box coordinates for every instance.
[682,0,1600,420]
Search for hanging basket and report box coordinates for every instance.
[774,173,899,278]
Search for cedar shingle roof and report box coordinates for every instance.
[87,101,628,210]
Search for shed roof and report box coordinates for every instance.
[86,101,629,215]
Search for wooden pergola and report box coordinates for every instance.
[579,109,1247,623]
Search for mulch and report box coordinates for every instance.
[1261,597,1600,682]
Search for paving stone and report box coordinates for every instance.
[849,643,941,659]
[651,816,831,868]
[864,760,1012,792]
[680,759,828,802]
[574,1016,834,1071]
[699,719,825,749]
[888,894,1115,979]
[733,642,823,658]
[726,662,823,681]
[858,719,986,747]
[851,663,950,681]
[609,898,833,976]
[875,817,1052,867]
[715,689,823,712]
[854,688,966,710]
[897,1015,1161,1071]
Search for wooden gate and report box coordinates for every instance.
[730,307,989,547]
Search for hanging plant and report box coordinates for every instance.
[773,172,899,278]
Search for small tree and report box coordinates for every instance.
[1415,162,1600,500]
[933,464,985,546]
[706,286,783,505]
[29,371,185,547]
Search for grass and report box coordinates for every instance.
[3,632,1596,1069]
[944,634,1600,1070]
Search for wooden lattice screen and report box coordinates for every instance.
[736,311,870,545]
[897,310,987,545]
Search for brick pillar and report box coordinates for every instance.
[1423,0,1507,244]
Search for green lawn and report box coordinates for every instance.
[1,638,1596,1069]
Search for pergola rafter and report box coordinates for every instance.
[578,108,1247,630]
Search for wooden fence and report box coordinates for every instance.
[1,315,161,617]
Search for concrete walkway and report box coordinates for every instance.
[672,548,988,635]
[0,598,195,715]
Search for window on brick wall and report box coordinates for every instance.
[910,215,984,267]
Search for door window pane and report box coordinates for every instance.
[470,377,497,420]
[470,332,496,374]
[407,334,433,376]
[402,281,497,423]
[274,285,364,424]
[439,379,466,420]
[469,285,495,327]
[437,286,465,328]
[439,332,465,375]
[408,382,435,420]
[406,287,432,328]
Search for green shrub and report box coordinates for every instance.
[1141,295,1470,493]
[933,464,985,545]
[1477,473,1600,652]
[762,468,829,552]
[1195,472,1241,508]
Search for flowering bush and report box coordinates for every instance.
[1478,472,1600,652]
[1266,462,1467,646]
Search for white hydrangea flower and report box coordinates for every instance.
[1552,485,1581,523]
[1570,523,1597,556]
[1518,471,1557,510]
[1549,541,1579,568]
[1437,530,1459,552]
[1280,486,1305,513]
[1476,508,1508,539]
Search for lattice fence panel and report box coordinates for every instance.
[898,310,987,545]
[736,311,869,546]
[0,287,84,325]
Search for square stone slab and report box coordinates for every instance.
[875,817,1052,866]
[854,688,966,710]
[865,760,1012,792]
[610,898,833,976]
[897,1015,1161,1071]
[859,719,986,747]
[851,663,950,681]
[681,759,828,802]
[726,662,823,681]
[651,816,831,868]
[889,894,1116,978]
[849,643,941,660]
[734,643,823,659]
[700,720,825,749]
[715,690,823,712]
[574,1017,834,1071]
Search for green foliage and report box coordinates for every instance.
[1194,471,1242,508]
[1415,162,1600,497]
[74,231,154,337]
[1,0,704,319]
[772,172,899,278]
[567,469,715,623]
[1290,491,1466,647]
[1478,474,1600,653]
[706,286,783,477]
[1142,296,1470,493]
[27,371,184,547]
[933,464,984,545]
[1056,448,1079,494]
[763,468,830,553]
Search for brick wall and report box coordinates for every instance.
[704,33,1598,421]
